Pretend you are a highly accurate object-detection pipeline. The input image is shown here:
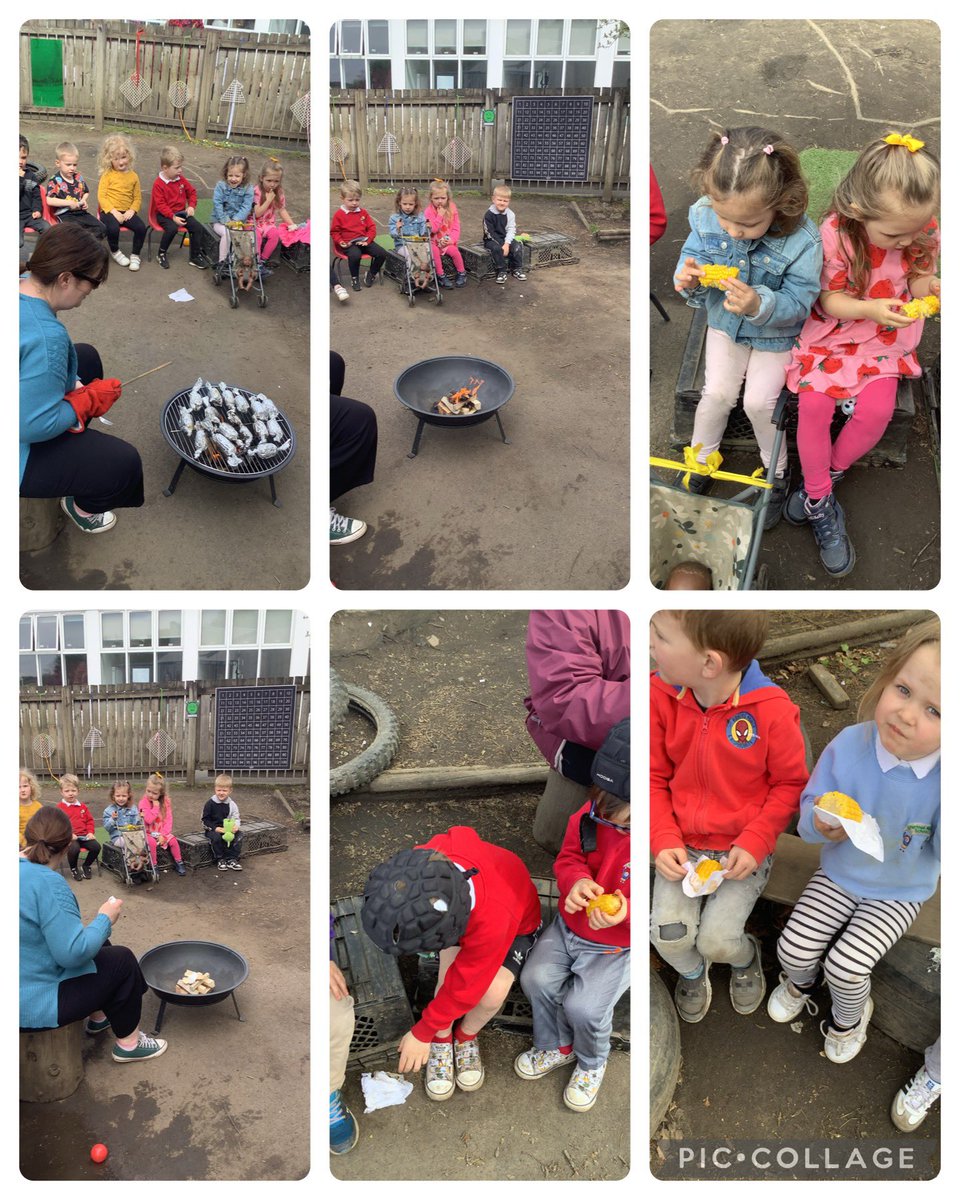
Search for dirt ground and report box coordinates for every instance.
[20,785,310,1181]
[329,188,630,590]
[650,20,940,590]
[19,120,310,590]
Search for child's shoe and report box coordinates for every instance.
[891,1064,941,1131]
[333,283,349,302]
[453,1029,485,1092]
[514,1046,576,1079]
[351,277,362,292]
[674,964,711,1023]
[157,251,169,269]
[822,997,874,1064]
[330,1088,359,1154]
[454,272,467,288]
[763,468,791,530]
[729,934,766,1014]
[363,270,376,287]
[496,270,508,284]
[784,471,845,526]
[227,859,243,871]
[563,1060,607,1112]
[82,863,93,880]
[111,249,130,267]
[424,1040,455,1101]
[188,255,209,269]
[438,274,453,288]
[805,492,856,577]
[128,254,141,271]
[71,867,84,882]
[111,1032,167,1062]
[513,268,527,280]
[174,861,186,876]
[767,972,819,1023]
[673,468,713,496]
[217,860,229,871]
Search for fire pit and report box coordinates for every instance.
[139,939,249,1034]
[393,356,515,458]
[160,386,297,507]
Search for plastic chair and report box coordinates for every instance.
[145,195,188,262]
[331,239,384,289]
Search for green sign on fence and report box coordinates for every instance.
[482,108,495,125]
[185,701,200,719]
[31,38,65,108]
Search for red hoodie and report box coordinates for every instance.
[554,803,630,949]
[58,799,95,838]
[411,827,541,1042]
[650,660,807,864]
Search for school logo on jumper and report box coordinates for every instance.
[726,712,759,748]
[620,863,630,885]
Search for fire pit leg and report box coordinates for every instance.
[231,992,245,1023]
[163,460,187,497]
[407,418,427,459]
[268,474,281,508]
[152,999,168,1035]
[495,412,511,445]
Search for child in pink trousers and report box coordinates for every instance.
[424,180,467,288]
[139,773,186,876]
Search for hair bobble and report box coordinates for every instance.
[763,145,774,155]
[720,136,729,145]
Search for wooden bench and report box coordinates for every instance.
[20,1021,83,1102]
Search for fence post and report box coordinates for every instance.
[194,26,220,141]
[601,89,623,204]
[93,25,106,131]
[481,89,496,194]
[60,686,77,776]
[185,680,198,787]
[354,90,369,190]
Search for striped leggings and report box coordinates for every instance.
[776,869,920,1029]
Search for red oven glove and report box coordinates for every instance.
[64,378,122,431]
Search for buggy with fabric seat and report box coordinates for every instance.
[214,220,267,309]
[391,232,442,307]
[115,823,159,886]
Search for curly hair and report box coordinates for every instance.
[691,126,808,236]
[98,134,136,175]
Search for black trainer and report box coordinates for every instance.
[806,492,856,577]
[673,469,713,496]
[785,470,844,526]
[763,468,791,530]
[157,251,169,269]
[351,277,362,292]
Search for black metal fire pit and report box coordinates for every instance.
[393,356,515,458]
[160,386,296,507]
[139,939,249,1034]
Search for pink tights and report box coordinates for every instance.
[796,378,897,499]
[145,833,182,865]
[259,226,281,260]
[430,241,464,276]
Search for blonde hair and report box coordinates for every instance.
[98,134,135,175]
[145,772,171,821]
[55,142,79,160]
[215,773,233,787]
[160,145,184,169]
[673,611,769,673]
[20,768,41,804]
[492,184,512,200]
[259,157,284,189]
[665,561,714,590]
[60,773,80,789]
[692,127,808,236]
[829,134,940,296]
[429,181,458,225]
[858,617,940,723]
[340,179,362,200]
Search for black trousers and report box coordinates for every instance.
[158,211,205,255]
[204,828,244,862]
[20,214,51,246]
[102,211,146,255]
[484,236,523,272]
[333,240,387,284]
[330,353,377,502]
[56,943,147,1039]
[55,210,107,239]
[20,342,145,513]
[66,837,101,869]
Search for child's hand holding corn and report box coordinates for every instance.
[674,256,705,292]
[721,275,761,317]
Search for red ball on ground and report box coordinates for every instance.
[90,1144,108,1163]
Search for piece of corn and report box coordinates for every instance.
[695,858,722,881]
[817,791,863,822]
[586,893,622,916]
[901,294,940,319]
[699,264,740,289]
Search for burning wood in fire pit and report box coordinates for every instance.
[434,377,484,415]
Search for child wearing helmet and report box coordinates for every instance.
[515,718,631,1113]
[362,828,542,1101]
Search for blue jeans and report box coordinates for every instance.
[519,915,630,1070]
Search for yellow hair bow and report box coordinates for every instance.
[884,133,925,153]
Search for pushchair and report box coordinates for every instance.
[214,220,267,309]
[116,823,159,886]
[650,391,792,590]
[392,232,442,307]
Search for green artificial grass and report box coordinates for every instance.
[800,147,858,223]
[194,197,214,224]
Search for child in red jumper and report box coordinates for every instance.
[649,610,807,1024]
[516,719,631,1113]
[150,145,211,270]
[330,180,387,293]
[57,773,101,881]
[362,826,542,1101]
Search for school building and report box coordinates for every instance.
[329,18,631,90]
[19,609,310,687]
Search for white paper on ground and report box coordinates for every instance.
[168,288,194,302]
[360,1070,414,1113]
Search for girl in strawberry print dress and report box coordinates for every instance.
[784,134,940,577]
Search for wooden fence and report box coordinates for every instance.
[20,21,310,147]
[19,677,310,786]
[330,88,629,197]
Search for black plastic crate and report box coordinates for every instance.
[672,305,915,466]
[178,818,288,869]
[921,359,940,486]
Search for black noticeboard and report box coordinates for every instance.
[510,96,593,181]
[214,685,296,771]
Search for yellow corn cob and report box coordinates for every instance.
[901,294,940,319]
[695,858,722,881]
[699,264,740,289]
[817,791,863,822]
[586,893,622,916]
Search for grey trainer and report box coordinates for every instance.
[806,492,855,576]
[729,934,766,1014]
[675,963,712,1023]
[784,471,845,526]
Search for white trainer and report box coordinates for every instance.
[424,1040,455,1101]
[514,1046,576,1080]
[563,1060,607,1112]
[128,254,141,271]
[890,1064,942,1131]
[453,1033,485,1091]
[822,997,874,1064]
[333,283,349,302]
[111,249,130,267]
[767,972,819,1023]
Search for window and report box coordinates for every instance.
[264,610,293,643]
[130,652,153,684]
[405,60,430,88]
[341,19,362,54]
[130,611,152,648]
[369,60,391,88]
[534,61,562,89]
[198,650,227,681]
[330,58,342,88]
[102,612,124,648]
[462,59,486,87]
[464,20,486,55]
[158,610,181,646]
[63,614,85,649]
[232,610,259,645]
[37,614,58,651]
[503,61,531,89]
[229,649,258,680]
[20,654,36,685]
[565,61,596,89]
[101,653,126,685]
[64,655,87,685]
[435,20,456,54]
[368,20,389,54]
[261,648,292,678]
[201,610,227,645]
[407,19,428,55]
[38,654,62,686]
[617,28,631,55]
[611,61,630,87]
[434,60,458,89]
[343,59,366,88]
[569,20,597,56]
[157,653,183,683]
[537,20,563,56]
[20,617,32,650]
[505,21,531,56]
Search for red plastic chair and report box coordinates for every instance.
[330,239,384,289]
[145,194,188,262]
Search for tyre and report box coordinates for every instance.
[330,683,400,796]
[330,668,350,729]
[650,967,681,1136]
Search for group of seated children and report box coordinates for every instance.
[18,769,244,878]
[20,132,302,286]
[331,719,630,1155]
[650,609,941,1131]
[329,178,526,302]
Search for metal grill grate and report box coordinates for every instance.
[161,389,296,480]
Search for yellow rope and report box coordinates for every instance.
[650,446,773,490]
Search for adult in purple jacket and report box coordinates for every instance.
[524,610,630,853]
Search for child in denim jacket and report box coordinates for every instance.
[674,127,822,526]
[388,186,431,289]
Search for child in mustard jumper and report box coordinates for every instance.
[97,134,146,270]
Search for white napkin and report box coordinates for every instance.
[682,855,728,898]
[360,1070,414,1113]
[168,288,194,302]
[814,805,884,862]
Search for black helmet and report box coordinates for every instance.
[591,717,630,801]
[361,847,474,955]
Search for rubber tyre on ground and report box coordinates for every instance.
[330,683,401,796]
[330,668,350,730]
[650,966,682,1136]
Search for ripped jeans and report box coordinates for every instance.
[650,848,772,975]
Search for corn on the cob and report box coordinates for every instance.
[817,791,863,822]
[695,858,722,881]
[901,294,940,319]
[586,893,622,916]
[699,264,740,289]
